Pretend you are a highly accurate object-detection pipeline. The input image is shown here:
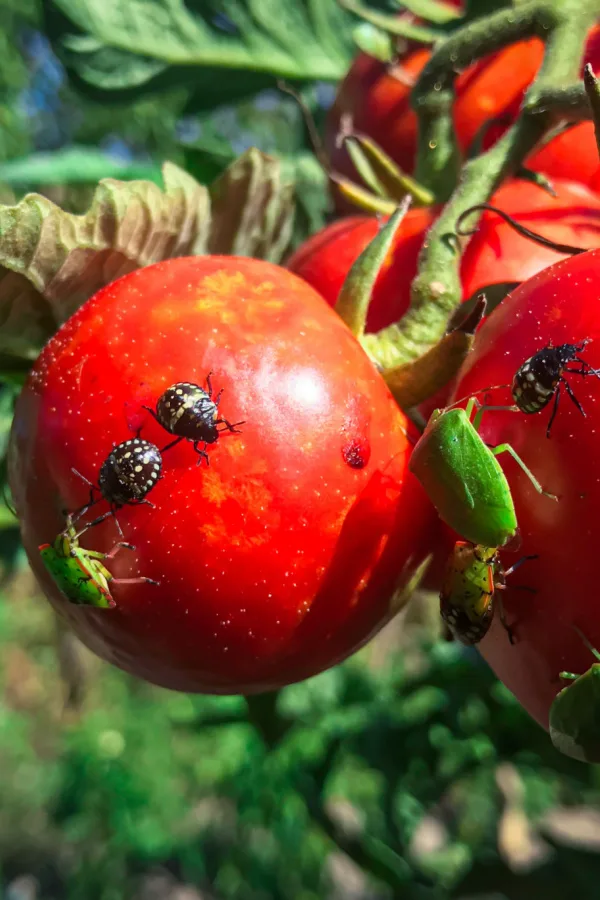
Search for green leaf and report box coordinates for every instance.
[0,146,164,187]
[45,0,356,106]
[0,150,295,365]
[208,148,294,261]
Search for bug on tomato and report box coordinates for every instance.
[440,541,537,645]
[145,375,244,465]
[72,437,162,532]
[511,339,600,437]
[409,394,557,548]
[550,627,600,762]
[39,515,159,609]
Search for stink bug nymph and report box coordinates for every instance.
[440,541,537,646]
[512,339,600,437]
[39,515,158,608]
[550,628,600,763]
[72,437,162,531]
[145,374,244,465]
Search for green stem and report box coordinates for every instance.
[369,0,600,376]
[583,64,600,159]
[245,691,289,749]
[413,0,547,196]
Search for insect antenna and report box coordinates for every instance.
[572,625,600,663]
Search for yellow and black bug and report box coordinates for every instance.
[440,541,537,646]
[512,340,600,437]
[145,374,244,465]
[72,437,162,533]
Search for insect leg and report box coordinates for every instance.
[193,442,210,466]
[502,554,539,580]
[572,625,600,663]
[142,405,161,423]
[569,357,600,378]
[559,671,579,681]
[102,541,136,561]
[491,443,558,500]
[69,469,100,522]
[160,436,184,453]
[112,577,160,586]
[494,593,515,645]
[561,377,586,423]
[215,418,245,434]
[545,384,562,438]
[205,371,214,397]
[467,396,520,431]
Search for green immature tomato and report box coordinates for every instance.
[440,540,537,646]
[550,634,600,763]
[39,517,157,609]
[409,396,555,547]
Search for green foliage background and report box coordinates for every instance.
[2,1,600,898]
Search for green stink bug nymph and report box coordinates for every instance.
[409,395,556,548]
[39,516,158,609]
[440,541,537,645]
[550,628,600,763]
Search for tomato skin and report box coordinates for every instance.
[9,257,436,694]
[449,249,600,729]
[328,30,600,193]
[460,179,600,298]
[287,179,600,333]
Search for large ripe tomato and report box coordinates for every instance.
[448,249,600,729]
[287,179,600,332]
[327,29,600,194]
[8,257,436,694]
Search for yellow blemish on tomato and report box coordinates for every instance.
[151,305,185,325]
[194,296,239,326]
[547,305,563,324]
[224,439,248,461]
[252,281,276,295]
[236,478,273,518]
[202,270,247,295]
[199,517,229,545]
[200,470,230,507]
[257,299,285,312]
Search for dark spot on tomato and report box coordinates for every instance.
[342,438,371,469]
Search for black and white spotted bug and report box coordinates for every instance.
[71,438,162,534]
[145,374,244,465]
[511,340,600,437]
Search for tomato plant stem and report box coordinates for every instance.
[245,691,289,748]
[583,64,600,160]
[367,0,600,403]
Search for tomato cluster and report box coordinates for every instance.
[327,27,600,197]
[11,3,600,756]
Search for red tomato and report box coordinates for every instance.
[448,249,600,728]
[327,29,600,194]
[287,179,600,333]
[8,256,436,694]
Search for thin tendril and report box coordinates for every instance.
[455,204,587,255]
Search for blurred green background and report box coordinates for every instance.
[3,1,600,898]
